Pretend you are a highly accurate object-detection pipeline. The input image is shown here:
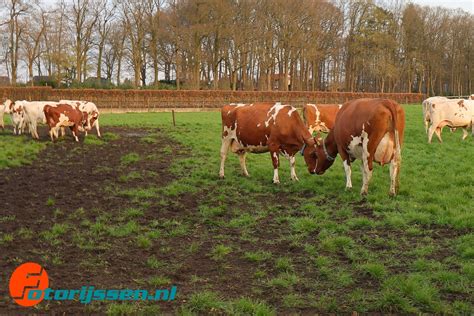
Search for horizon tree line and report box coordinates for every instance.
[0,0,472,95]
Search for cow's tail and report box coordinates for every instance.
[383,100,402,190]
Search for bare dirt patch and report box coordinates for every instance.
[0,127,185,313]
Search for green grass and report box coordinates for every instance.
[0,132,46,169]
[211,244,232,261]
[120,152,140,165]
[244,250,272,262]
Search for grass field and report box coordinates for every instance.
[0,105,473,314]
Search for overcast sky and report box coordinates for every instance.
[39,0,474,14]
[411,0,474,13]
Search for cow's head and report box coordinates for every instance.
[88,111,99,129]
[306,135,338,175]
[302,136,320,174]
[11,101,23,115]
[79,112,89,132]
[2,99,12,113]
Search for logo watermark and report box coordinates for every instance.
[9,262,177,307]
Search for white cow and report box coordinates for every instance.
[5,100,26,135]
[428,99,474,143]
[20,101,59,139]
[59,100,101,137]
[422,96,448,133]
[0,101,5,129]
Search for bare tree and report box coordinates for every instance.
[95,0,116,81]
[21,5,47,85]
[69,0,99,82]
[1,0,30,84]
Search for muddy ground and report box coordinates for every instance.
[0,127,191,313]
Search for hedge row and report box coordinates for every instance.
[0,87,425,109]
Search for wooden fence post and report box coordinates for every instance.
[172,110,176,126]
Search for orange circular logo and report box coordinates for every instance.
[9,262,49,307]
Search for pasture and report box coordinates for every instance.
[0,105,473,314]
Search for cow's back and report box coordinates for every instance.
[334,98,404,145]
[221,102,305,149]
[318,104,341,130]
[23,101,59,123]
[430,99,471,125]
[234,103,274,146]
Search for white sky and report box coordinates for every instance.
[35,0,474,16]
[411,0,474,13]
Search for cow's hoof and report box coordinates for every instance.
[218,174,225,179]
[360,190,368,196]
[291,177,299,182]
[273,180,280,184]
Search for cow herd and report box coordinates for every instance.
[219,95,474,196]
[0,95,472,197]
[0,99,101,142]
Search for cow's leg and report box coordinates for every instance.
[219,137,232,178]
[52,126,60,140]
[435,127,442,143]
[71,126,79,142]
[428,124,439,143]
[389,158,401,196]
[461,127,468,140]
[32,122,40,140]
[289,156,298,181]
[60,127,65,138]
[69,126,79,142]
[343,160,352,189]
[49,128,55,142]
[95,120,101,138]
[360,134,374,196]
[238,152,249,177]
[337,148,352,190]
[28,121,35,138]
[269,145,280,184]
[360,158,373,196]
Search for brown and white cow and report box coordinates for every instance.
[219,102,318,183]
[44,104,88,142]
[427,99,474,143]
[305,98,405,196]
[5,100,26,135]
[303,103,342,134]
[59,100,101,137]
